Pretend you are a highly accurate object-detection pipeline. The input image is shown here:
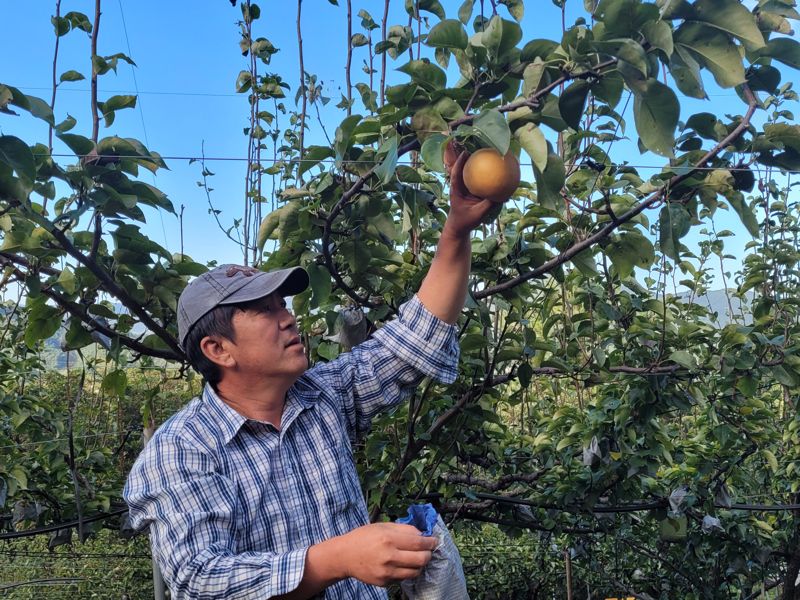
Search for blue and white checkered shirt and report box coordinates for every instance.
[124,296,459,599]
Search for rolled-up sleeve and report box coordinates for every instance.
[306,295,460,437]
[123,434,307,599]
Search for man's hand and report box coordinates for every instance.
[443,143,498,238]
[338,522,437,586]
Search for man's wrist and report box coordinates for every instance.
[440,222,471,246]
[305,534,349,585]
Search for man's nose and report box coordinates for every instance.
[280,309,296,329]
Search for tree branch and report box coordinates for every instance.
[19,209,184,357]
[0,254,181,361]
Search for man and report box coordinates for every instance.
[124,150,500,598]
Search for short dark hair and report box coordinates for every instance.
[183,297,277,387]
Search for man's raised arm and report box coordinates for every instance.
[417,150,500,324]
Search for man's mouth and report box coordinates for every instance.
[285,335,302,348]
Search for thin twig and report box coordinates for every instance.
[296,0,307,178]
[48,0,63,154]
[380,0,389,106]
[90,0,101,142]
[345,0,353,116]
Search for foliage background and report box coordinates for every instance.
[2,0,800,598]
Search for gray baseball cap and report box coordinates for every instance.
[177,264,309,350]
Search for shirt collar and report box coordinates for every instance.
[201,380,322,444]
[202,383,248,446]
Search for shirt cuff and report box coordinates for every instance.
[267,548,308,597]
[372,295,460,384]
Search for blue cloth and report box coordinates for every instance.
[397,503,439,536]
[123,296,459,599]
[397,504,470,600]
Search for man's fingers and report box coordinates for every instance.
[449,150,471,196]
[443,139,462,173]
[390,531,439,552]
[391,549,434,569]
[391,567,425,582]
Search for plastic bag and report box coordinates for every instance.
[396,503,470,600]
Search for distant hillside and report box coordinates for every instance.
[681,289,753,327]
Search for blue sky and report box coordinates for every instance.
[1,0,794,287]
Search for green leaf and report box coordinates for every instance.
[746,65,781,94]
[405,0,446,19]
[420,133,448,173]
[669,350,697,370]
[57,267,77,294]
[674,23,746,88]
[351,33,369,48]
[606,232,655,278]
[482,16,523,58]
[558,81,590,130]
[763,37,800,69]
[397,60,447,91]
[499,0,524,21]
[355,82,378,112]
[659,203,691,260]
[736,374,757,396]
[522,58,546,96]
[102,369,128,396]
[693,0,765,51]
[21,95,55,126]
[670,46,707,99]
[411,107,448,141]
[727,191,760,237]
[375,136,399,184]
[426,19,469,50]
[571,247,598,276]
[98,94,137,127]
[772,364,800,387]
[472,109,511,154]
[0,136,36,182]
[334,114,363,166]
[340,239,372,273]
[56,132,95,156]
[533,153,565,210]
[642,21,674,56]
[59,70,85,83]
[55,114,77,133]
[236,70,252,93]
[592,71,624,107]
[306,263,332,309]
[520,39,558,62]
[461,333,489,352]
[299,145,334,176]
[633,78,679,158]
[458,0,474,24]
[514,123,548,172]
[763,449,778,474]
[24,304,62,348]
[594,39,649,77]
[257,210,282,251]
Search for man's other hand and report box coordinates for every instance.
[338,522,437,586]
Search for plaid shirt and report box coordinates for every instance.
[124,296,459,599]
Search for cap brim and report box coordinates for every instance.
[218,266,309,306]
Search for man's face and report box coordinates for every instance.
[224,293,308,381]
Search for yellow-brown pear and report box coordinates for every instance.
[462,148,520,203]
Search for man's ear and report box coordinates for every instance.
[199,335,236,369]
